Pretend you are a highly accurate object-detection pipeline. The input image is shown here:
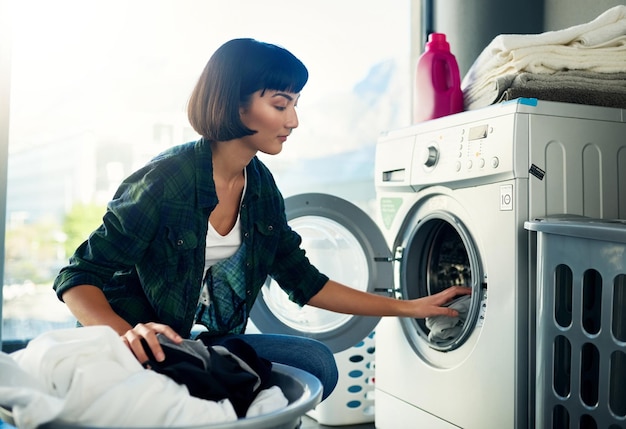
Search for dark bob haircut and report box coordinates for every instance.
[187,38,309,141]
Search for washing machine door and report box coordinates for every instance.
[394,194,487,368]
[249,193,392,353]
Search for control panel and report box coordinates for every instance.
[376,109,523,192]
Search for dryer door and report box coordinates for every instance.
[249,193,392,353]
[394,193,487,368]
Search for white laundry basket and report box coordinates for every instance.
[526,218,626,429]
[306,330,376,425]
[0,363,322,429]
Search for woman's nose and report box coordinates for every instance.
[286,107,299,130]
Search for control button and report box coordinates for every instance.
[478,158,485,168]
[466,160,473,169]
[455,161,461,171]
[458,151,462,158]
[491,157,500,168]
[421,145,439,167]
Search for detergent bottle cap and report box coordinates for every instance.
[425,33,450,51]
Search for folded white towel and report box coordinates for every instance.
[575,17,626,47]
[462,5,626,110]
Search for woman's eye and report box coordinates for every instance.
[275,105,287,111]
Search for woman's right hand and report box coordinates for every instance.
[61,286,183,364]
[121,322,184,364]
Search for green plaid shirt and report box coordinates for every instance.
[53,138,328,338]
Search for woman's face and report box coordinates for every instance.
[239,89,300,155]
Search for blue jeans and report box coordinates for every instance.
[200,333,338,401]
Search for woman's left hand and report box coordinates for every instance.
[404,285,471,319]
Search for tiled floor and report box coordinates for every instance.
[0,417,376,429]
[300,415,375,428]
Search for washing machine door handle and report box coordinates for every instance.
[373,247,405,298]
[373,245,404,263]
[373,246,403,297]
[373,252,401,297]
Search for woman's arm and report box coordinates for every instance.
[306,280,470,319]
[62,285,182,363]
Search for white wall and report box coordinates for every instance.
[544,0,626,31]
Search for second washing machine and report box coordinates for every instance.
[249,193,390,425]
[373,98,626,428]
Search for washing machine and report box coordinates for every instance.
[373,98,626,428]
[249,192,391,425]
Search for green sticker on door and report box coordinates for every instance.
[380,197,403,230]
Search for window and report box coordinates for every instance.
[1,0,411,344]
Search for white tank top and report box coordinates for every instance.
[204,217,242,267]
[199,170,246,306]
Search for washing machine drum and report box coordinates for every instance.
[249,193,389,354]
[399,212,483,355]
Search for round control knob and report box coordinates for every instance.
[421,145,439,167]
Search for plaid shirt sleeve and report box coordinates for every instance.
[53,142,211,336]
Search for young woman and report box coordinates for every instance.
[53,38,470,400]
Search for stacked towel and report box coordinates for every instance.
[462,5,626,110]
[497,70,626,108]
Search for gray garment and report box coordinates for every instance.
[157,334,212,369]
[426,295,471,343]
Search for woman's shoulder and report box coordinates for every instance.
[146,139,212,176]
[149,139,201,165]
[116,139,208,200]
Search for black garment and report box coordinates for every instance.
[142,336,272,417]
[197,334,273,386]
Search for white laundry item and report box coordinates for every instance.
[462,5,626,110]
[0,326,238,429]
[426,295,472,343]
[11,324,144,397]
[245,385,289,418]
[574,18,626,47]
[0,353,65,428]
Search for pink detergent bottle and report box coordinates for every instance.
[413,33,463,123]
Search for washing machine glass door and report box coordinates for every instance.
[397,208,485,367]
[250,193,392,353]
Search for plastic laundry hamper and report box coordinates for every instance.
[526,218,626,429]
[0,363,322,429]
[307,331,376,425]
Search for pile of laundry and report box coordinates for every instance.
[0,326,288,429]
[462,5,626,110]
